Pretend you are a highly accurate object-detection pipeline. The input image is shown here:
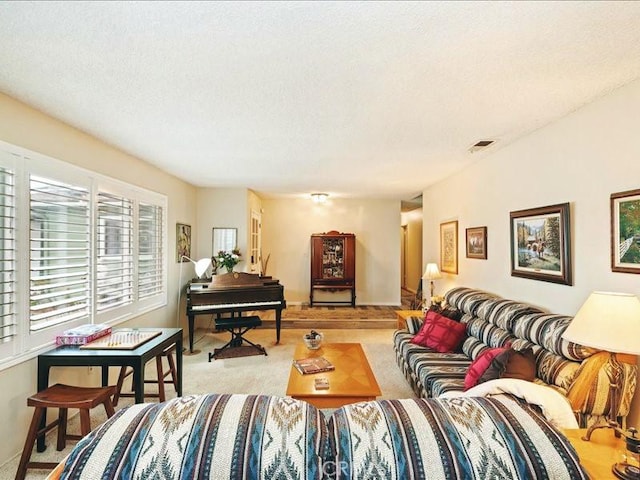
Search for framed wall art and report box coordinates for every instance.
[176,223,191,262]
[466,226,487,259]
[509,202,572,285]
[611,188,640,273]
[440,220,458,274]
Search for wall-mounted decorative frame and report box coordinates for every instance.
[510,202,572,285]
[466,226,487,259]
[212,227,237,255]
[440,220,458,274]
[611,188,640,274]
[176,223,191,262]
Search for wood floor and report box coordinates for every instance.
[262,317,396,329]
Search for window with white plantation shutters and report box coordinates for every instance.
[29,175,90,331]
[96,192,133,312]
[138,202,163,299]
[0,167,16,343]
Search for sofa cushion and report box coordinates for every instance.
[411,310,467,353]
[464,347,507,390]
[445,287,499,315]
[405,315,424,334]
[480,347,536,384]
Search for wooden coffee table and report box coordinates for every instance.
[286,342,381,408]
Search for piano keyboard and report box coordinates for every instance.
[190,300,282,311]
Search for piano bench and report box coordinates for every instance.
[210,315,266,361]
[215,315,262,329]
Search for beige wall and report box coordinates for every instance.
[262,197,401,305]
[195,187,248,261]
[422,77,640,427]
[0,93,197,466]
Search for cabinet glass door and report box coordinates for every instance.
[322,238,344,279]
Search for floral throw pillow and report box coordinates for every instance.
[410,310,467,353]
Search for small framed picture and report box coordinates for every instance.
[176,223,191,262]
[466,226,487,259]
[509,202,572,285]
[440,220,458,274]
[611,188,640,273]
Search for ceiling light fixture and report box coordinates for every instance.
[311,193,329,203]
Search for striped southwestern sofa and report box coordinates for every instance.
[49,392,590,479]
[394,286,638,428]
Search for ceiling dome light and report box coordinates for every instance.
[311,193,329,203]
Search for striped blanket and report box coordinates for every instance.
[56,394,328,480]
[51,393,588,480]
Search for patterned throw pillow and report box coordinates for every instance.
[410,310,467,353]
[464,347,507,390]
[479,347,536,384]
[439,306,463,321]
[406,316,425,334]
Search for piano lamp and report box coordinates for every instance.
[177,256,212,355]
[183,256,212,279]
[422,263,442,305]
[562,291,640,478]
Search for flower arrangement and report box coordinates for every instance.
[430,295,444,307]
[215,248,242,273]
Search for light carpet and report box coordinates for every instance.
[0,327,414,480]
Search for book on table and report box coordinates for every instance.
[55,323,112,346]
[293,356,335,375]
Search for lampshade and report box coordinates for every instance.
[562,291,640,355]
[311,193,329,203]
[182,256,212,278]
[423,263,442,280]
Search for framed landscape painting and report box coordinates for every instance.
[611,188,640,273]
[440,220,458,274]
[509,203,572,285]
[466,226,487,259]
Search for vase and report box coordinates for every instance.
[225,266,234,273]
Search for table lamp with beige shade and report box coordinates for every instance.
[422,263,442,307]
[562,291,640,479]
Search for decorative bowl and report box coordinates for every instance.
[303,332,323,350]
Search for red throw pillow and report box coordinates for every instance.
[464,347,507,391]
[410,310,467,353]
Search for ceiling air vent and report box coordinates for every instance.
[468,139,495,153]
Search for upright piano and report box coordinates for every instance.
[186,272,286,353]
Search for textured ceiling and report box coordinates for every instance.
[1,1,640,201]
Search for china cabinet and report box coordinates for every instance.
[310,231,355,306]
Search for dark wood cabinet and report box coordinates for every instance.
[310,231,355,307]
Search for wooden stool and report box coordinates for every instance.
[16,383,115,480]
[112,344,178,406]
